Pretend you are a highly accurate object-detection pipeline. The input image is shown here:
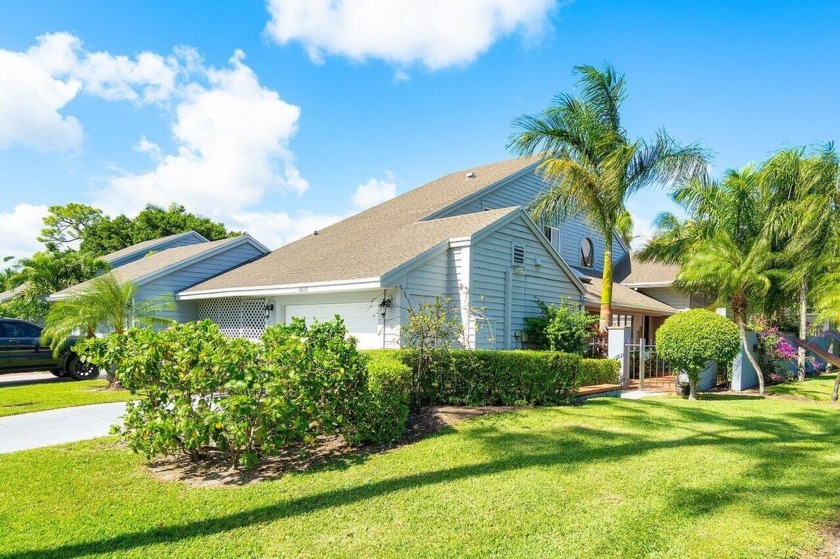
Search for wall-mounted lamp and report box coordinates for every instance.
[378,297,392,317]
[264,303,275,312]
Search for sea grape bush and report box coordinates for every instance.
[80,319,411,468]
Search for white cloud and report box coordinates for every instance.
[0,204,48,259]
[265,0,558,70]
[1,33,396,256]
[0,46,83,152]
[627,208,654,251]
[96,50,307,218]
[352,176,397,209]
[0,32,188,153]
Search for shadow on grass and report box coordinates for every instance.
[0,376,70,388]
[695,394,764,401]
[5,398,840,558]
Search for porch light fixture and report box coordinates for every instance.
[378,297,392,317]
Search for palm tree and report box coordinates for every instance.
[41,273,175,386]
[509,64,708,330]
[641,167,775,394]
[762,145,840,381]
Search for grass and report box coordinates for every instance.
[766,371,839,402]
[2,395,840,558]
[0,379,134,417]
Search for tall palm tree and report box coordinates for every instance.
[42,273,175,386]
[509,64,708,330]
[641,167,775,394]
[812,260,840,401]
[762,145,840,381]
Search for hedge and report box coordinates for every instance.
[80,319,412,468]
[362,349,608,407]
[578,358,621,386]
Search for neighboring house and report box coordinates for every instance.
[0,284,26,304]
[594,255,709,343]
[48,234,269,325]
[101,231,209,268]
[180,156,699,349]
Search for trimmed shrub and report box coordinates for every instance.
[523,299,597,354]
[578,358,620,386]
[364,349,582,406]
[351,352,412,445]
[656,309,740,400]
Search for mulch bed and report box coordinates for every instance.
[147,405,515,488]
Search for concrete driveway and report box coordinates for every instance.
[0,402,126,454]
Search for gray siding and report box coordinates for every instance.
[638,286,691,310]
[400,250,449,301]
[437,170,629,273]
[137,242,265,323]
[109,232,206,268]
[470,216,583,350]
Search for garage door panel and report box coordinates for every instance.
[285,302,381,347]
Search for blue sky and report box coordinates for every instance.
[1,0,838,257]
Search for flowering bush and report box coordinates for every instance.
[750,317,798,379]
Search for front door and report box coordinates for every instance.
[0,321,56,371]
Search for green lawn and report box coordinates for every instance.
[766,372,839,402]
[2,395,840,558]
[0,379,134,417]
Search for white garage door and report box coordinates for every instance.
[285,302,381,348]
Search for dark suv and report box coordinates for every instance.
[0,318,99,380]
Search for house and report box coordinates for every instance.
[100,230,209,268]
[180,156,703,349]
[0,284,26,304]
[48,234,269,325]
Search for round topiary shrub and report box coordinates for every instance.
[656,309,740,400]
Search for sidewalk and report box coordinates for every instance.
[0,402,126,454]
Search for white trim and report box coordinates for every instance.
[178,277,382,300]
[621,281,674,288]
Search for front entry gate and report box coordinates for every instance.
[625,340,674,390]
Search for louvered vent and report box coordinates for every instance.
[512,245,525,265]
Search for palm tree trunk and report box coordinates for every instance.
[833,371,840,402]
[797,279,807,382]
[737,313,765,395]
[599,240,613,332]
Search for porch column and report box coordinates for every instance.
[608,326,631,388]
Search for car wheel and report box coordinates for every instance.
[66,354,100,381]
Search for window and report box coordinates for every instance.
[611,314,633,329]
[580,237,595,267]
[512,245,525,265]
[543,226,560,252]
[0,321,41,338]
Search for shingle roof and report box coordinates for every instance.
[50,236,248,300]
[581,274,677,315]
[621,255,681,286]
[183,207,521,294]
[182,156,540,294]
[100,231,203,264]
